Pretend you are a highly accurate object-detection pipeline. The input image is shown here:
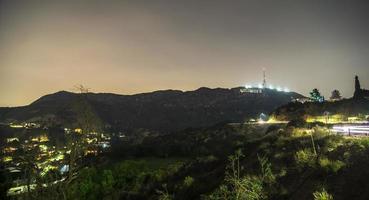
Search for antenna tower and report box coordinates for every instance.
[262,68,267,88]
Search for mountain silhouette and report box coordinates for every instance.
[0,87,304,131]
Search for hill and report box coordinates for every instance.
[0,87,303,131]
[272,98,369,122]
[27,122,369,200]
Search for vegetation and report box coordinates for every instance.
[330,90,342,101]
[313,188,333,200]
[310,88,324,103]
[272,98,369,122]
[4,122,369,199]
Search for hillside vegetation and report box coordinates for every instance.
[272,98,369,121]
[14,123,369,200]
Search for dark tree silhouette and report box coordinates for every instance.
[330,89,342,101]
[354,75,362,99]
[310,88,324,102]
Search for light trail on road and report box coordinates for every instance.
[332,124,369,136]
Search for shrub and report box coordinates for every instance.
[113,160,149,191]
[287,119,307,128]
[258,155,275,184]
[313,188,333,200]
[183,176,194,188]
[198,155,218,163]
[206,176,265,200]
[101,170,114,194]
[312,127,330,139]
[205,150,274,200]
[157,184,173,200]
[319,157,345,173]
[290,128,313,137]
[295,149,316,168]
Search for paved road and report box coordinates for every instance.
[332,124,369,136]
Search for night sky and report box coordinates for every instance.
[1,0,369,106]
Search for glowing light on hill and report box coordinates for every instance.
[243,83,291,93]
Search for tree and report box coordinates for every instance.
[101,170,115,195]
[355,75,361,91]
[354,75,363,99]
[330,90,342,101]
[60,85,103,200]
[0,169,11,200]
[310,88,324,102]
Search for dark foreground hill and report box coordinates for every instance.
[0,87,303,131]
[17,122,369,200]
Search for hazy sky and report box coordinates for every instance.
[1,0,369,106]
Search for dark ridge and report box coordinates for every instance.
[0,87,305,131]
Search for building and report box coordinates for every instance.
[291,97,312,104]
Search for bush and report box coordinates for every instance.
[206,176,265,200]
[113,160,149,191]
[287,119,307,128]
[156,184,173,200]
[205,150,275,200]
[295,149,316,168]
[319,157,345,173]
[290,128,313,137]
[312,127,330,139]
[183,176,194,188]
[313,188,333,200]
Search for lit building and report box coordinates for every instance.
[31,135,49,142]
[3,147,18,153]
[85,149,98,156]
[6,137,19,143]
[3,156,13,162]
[74,128,83,134]
[9,124,23,128]
[291,97,313,104]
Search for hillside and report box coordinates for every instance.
[22,122,369,200]
[0,87,303,131]
[272,98,369,121]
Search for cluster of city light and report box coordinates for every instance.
[245,84,290,93]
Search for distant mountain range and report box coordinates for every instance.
[0,87,304,131]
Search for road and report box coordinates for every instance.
[332,124,369,136]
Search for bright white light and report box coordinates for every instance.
[343,127,350,133]
[276,87,282,92]
[284,88,290,92]
[332,125,369,135]
[269,85,274,90]
[258,84,263,89]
